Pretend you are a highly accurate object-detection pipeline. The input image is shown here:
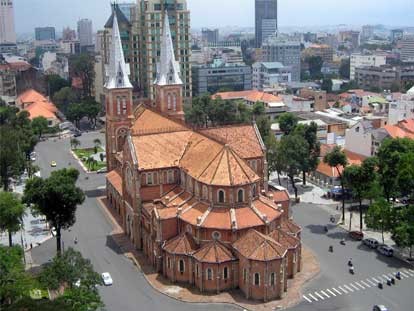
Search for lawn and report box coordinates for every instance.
[73,147,106,172]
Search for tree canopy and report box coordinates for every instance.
[70,54,95,99]
[0,192,26,247]
[278,112,298,136]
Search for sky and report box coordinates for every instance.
[14,0,414,34]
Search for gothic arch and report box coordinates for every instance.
[116,127,129,152]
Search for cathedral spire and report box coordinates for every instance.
[154,12,183,86]
[105,12,133,90]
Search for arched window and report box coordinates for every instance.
[269,273,276,286]
[146,173,153,185]
[187,177,192,192]
[122,96,127,115]
[218,190,225,203]
[223,267,229,280]
[254,272,260,286]
[173,94,177,111]
[206,268,213,281]
[178,259,185,273]
[237,189,244,203]
[252,184,257,197]
[116,97,121,115]
[180,171,185,187]
[167,170,174,183]
[202,185,208,200]
[167,94,172,110]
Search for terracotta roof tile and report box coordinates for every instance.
[233,229,287,261]
[201,125,264,159]
[16,89,58,121]
[234,206,264,229]
[106,170,123,194]
[253,198,281,221]
[280,219,301,236]
[131,108,187,134]
[163,232,198,255]
[383,124,414,139]
[214,90,282,104]
[202,207,232,230]
[179,202,209,226]
[398,119,414,133]
[157,206,178,220]
[270,189,290,203]
[192,240,235,263]
[141,186,162,202]
[268,229,300,249]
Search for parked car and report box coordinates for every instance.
[373,305,389,311]
[101,272,113,286]
[363,238,379,249]
[377,245,394,257]
[349,231,364,240]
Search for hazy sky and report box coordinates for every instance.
[15,0,414,34]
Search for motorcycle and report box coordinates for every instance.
[349,266,354,274]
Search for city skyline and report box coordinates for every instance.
[15,0,414,35]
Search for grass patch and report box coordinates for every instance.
[73,147,106,172]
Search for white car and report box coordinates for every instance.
[363,238,379,249]
[377,245,394,257]
[101,272,113,286]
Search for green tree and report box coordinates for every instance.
[86,157,98,171]
[70,138,81,150]
[252,102,266,119]
[0,192,26,247]
[306,56,323,79]
[397,152,414,200]
[31,116,49,139]
[324,146,348,222]
[392,205,414,259]
[266,135,284,185]
[256,115,271,141]
[53,87,79,114]
[23,169,85,255]
[278,112,298,135]
[45,74,70,98]
[70,54,95,98]
[365,198,394,244]
[279,133,309,200]
[66,103,84,128]
[321,78,333,93]
[93,139,101,154]
[0,246,33,306]
[83,98,101,128]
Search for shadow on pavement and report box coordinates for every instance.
[105,235,123,255]
[356,244,410,269]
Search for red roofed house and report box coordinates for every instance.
[16,89,60,126]
[104,14,302,302]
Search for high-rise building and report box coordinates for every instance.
[252,62,291,90]
[0,0,16,43]
[391,29,404,43]
[255,0,278,48]
[361,25,374,43]
[77,19,93,47]
[401,36,414,62]
[201,28,219,45]
[62,27,77,41]
[350,53,387,80]
[35,27,56,41]
[262,36,301,82]
[131,0,191,100]
[117,2,135,22]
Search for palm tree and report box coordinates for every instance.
[93,138,101,154]
[0,192,26,246]
[70,138,81,150]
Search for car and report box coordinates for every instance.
[101,272,113,286]
[96,167,108,174]
[373,305,389,311]
[349,231,364,240]
[50,161,57,167]
[377,245,394,257]
[363,238,379,249]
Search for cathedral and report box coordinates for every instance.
[105,12,302,302]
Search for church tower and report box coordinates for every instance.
[105,12,133,171]
[153,12,184,119]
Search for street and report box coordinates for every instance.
[30,132,414,311]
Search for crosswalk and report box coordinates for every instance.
[303,268,414,303]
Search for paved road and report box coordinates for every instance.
[288,203,414,311]
[31,134,240,311]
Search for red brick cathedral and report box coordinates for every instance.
[105,12,302,302]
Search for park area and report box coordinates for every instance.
[70,138,106,172]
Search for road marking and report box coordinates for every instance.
[372,277,380,283]
[320,290,330,298]
[303,295,313,303]
[343,284,354,292]
[405,270,414,277]
[314,292,325,300]
[400,271,409,278]
[333,287,342,295]
[354,281,365,289]
[338,286,348,294]
[349,283,360,291]
[383,274,390,280]
[366,278,377,286]
[360,280,371,288]
[387,273,396,279]
[308,293,318,301]
[327,289,336,297]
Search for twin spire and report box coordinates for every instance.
[105,9,182,90]
[105,12,133,90]
[154,12,183,86]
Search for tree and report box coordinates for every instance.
[83,98,101,128]
[53,87,79,114]
[0,245,33,306]
[321,78,333,93]
[256,115,271,142]
[70,138,80,150]
[266,135,284,185]
[45,74,70,98]
[23,169,85,255]
[93,139,101,154]
[252,102,266,119]
[0,192,26,247]
[279,133,309,200]
[324,146,348,222]
[343,158,377,231]
[390,81,401,93]
[392,205,414,259]
[306,56,323,79]
[66,103,84,128]
[31,116,49,139]
[365,198,394,244]
[294,122,321,185]
[278,112,298,135]
[86,157,98,171]
[70,54,95,98]
[339,58,350,79]
[397,152,414,200]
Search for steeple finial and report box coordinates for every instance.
[105,13,133,90]
[154,11,183,86]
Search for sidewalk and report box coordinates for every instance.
[96,197,321,311]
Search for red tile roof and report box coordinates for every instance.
[106,170,123,194]
[268,229,300,249]
[192,240,235,263]
[280,219,301,236]
[213,90,283,104]
[163,232,198,255]
[16,89,58,121]
[233,229,287,261]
